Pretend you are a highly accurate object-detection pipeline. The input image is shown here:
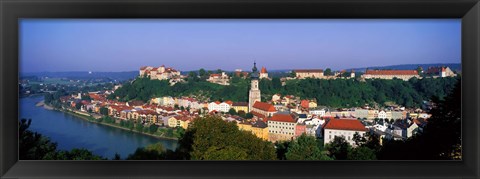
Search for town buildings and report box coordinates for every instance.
[425,66,456,77]
[362,69,420,81]
[207,72,230,85]
[294,69,324,79]
[139,65,181,80]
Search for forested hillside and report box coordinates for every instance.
[108,76,459,108]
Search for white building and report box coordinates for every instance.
[323,118,368,146]
[208,101,232,113]
[309,109,326,117]
[207,72,230,85]
[378,110,387,119]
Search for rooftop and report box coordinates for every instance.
[324,118,367,131]
[365,69,418,76]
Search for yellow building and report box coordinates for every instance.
[232,102,249,113]
[237,120,269,140]
[167,116,178,128]
[251,122,269,141]
[308,101,317,109]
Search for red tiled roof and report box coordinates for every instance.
[324,118,367,131]
[253,101,276,112]
[210,74,221,77]
[365,70,418,76]
[140,66,148,70]
[300,100,309,108]
[251,111,266,119]
[234,71,249,77]
[294,69,323,73]
[224,100,233,105]
[269,114,295,123]
[261,66,267,73]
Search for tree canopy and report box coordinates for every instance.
[177,116,276,160]
[109,75,458,108]
[285,134,332,160]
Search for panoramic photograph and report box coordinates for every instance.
[19,19,461,160]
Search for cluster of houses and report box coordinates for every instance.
[279,66,456,84]
[139,65,184,85]
[240,96,430,145]
[58,63,445,148]
[59,89,431,148]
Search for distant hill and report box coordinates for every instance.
[21,63,461,81]
[21,71,138,82]
[347,63,461,73]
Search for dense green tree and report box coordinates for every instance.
[274,141,291,160]
[289,71,296,78]
[136,123,144,133]
[127,143,166,160]
[100,107,109,116]
[149,125,159,134]
[228,108,237,115]
[325,136,352,160]
[285,134,332,160]
[324,68,332,76]
[202,146,249,160]
[347,146,377,160]
[180,116,276,160]
[199,68,207,79]
[75,102,82,110]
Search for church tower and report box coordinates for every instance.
[249,62,261,112]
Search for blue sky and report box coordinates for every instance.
[20,19,461,73]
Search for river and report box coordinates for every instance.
[19,96,178,159]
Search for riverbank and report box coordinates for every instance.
[57,108,178,141]
[35,100,54,110]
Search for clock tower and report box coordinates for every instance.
[249,62,261,112]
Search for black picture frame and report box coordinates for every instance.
[1,0,479,178]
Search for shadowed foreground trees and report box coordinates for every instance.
[378,79,461,160]
[176,116,277,160]
[285,134,332,160]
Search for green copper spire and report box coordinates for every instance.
[252,61,258,72]
[251,61,259,79]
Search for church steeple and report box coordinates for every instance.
[249,61,261,112]
[251,61,259,79]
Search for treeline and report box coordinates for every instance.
[274,77,458,108]
[110,75,458,108]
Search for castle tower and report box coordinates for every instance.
[249,62,261,112]
[260,66,269,79]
